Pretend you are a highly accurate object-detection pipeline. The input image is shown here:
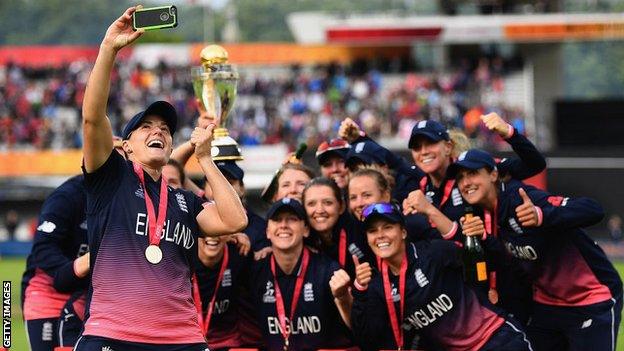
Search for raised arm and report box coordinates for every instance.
[192,124,248,236]
[82,7,143,172]
[171,140,206,196]
[481,112,546,180]
[339,117,422,177]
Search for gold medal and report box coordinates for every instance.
[145,245,163,264]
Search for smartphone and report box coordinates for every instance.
[133,6,178,31]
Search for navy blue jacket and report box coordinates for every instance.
[352,240,507,351]
[311,211,375,278]
[493,180,622,307]
[194,242,262,349]
[249,249,353,351]
[244,207,269,252]
[22,175,89,300]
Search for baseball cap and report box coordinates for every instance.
[408,120,450,149]
[345,140,386,169]
[316,139,350,166]
[266,197,307,221]
[216,161,244,180]
[362,202,405,229]
[447,149,497,178]
[122,101,178,140]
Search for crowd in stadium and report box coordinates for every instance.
[0,54,526,152]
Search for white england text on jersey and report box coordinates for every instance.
[134,213,195,249]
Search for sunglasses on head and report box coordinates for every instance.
[362,202,399,220]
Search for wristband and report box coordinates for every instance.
[534,206,543,226]
[503,124,515,139]
[442,222,458,240]
[354,280,368,291]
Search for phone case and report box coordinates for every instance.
[132,6,178,31]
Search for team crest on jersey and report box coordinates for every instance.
[425,191,435,203]
[451,188,463,206]
[222,269,232,287]
[304,282,315,302]
[414,268,429,287]
[37,221,56,233]
[135,186,144,199]
[348,243,364,259]
[508,218,524,234]
[80,220,87,230]
[263,281,276,303]
[102,346,114,351]
[355,142,365,153]
[175,193,188,213]
[391,284,400,302]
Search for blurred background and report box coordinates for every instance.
[1,0,624,348]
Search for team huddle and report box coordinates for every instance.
[20,7,623,351]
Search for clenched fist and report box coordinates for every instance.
[481,112,512,138]
[330,269,352,300]
[338,118,362,143]
[191,123,216,159]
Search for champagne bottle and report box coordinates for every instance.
[462,206,488,286]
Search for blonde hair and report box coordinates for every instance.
[448,128,472,159]
[348,167,392,196]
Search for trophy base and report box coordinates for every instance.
[211,129,243,161]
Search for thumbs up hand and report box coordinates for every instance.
[353,255,372,290]
[515,188,539,227]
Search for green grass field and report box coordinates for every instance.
[2,257,624,350]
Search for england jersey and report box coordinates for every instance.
[81,151,205,344]
[194,242,261,349]
[312,212,374,278]
[22,175,89,320]
[249,250,353,351]
[352,240,506,351]
[495,180,622,307]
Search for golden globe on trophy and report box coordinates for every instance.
[192,44,243,161]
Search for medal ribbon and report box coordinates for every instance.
[192,245,230,335]
[133,162,168,247]
[338,229,347,268]
[484,200,499,300]
[381,251,408,350]
[270,247,310,350]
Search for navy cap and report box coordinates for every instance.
[316,139,350,166]
[408,120,450,149]
[362,202,405,229]
[345,140,386,169]
[266,197,306,221]
[216,161,244,180]
[122,101,178,140]
[448,149,497,178]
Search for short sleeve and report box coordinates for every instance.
[82,150,127,214]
